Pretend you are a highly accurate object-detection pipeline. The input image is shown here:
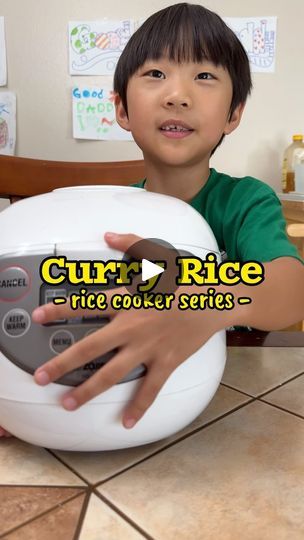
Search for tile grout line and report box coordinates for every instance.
[219,382,255,397]
[0,490,88,539]
[254,370,304,399]
[257,398,304,420]
[72,488,92,540]
[46,448,94,486]
[220,368,304,401]
[0,483,86,489]
[93,488,155,540]
[93,397,256,487]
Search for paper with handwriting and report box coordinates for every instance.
[72,86,132,140]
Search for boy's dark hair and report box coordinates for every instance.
[114,3,252,154]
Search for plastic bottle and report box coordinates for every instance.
[294,148,304,193]
[282,134,304,192]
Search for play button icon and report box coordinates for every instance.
[141,258,164,282]
[121,237,189,296]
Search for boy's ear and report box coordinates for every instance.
[223,102,245,135]
[114,93,131,132]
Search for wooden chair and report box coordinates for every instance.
[286,223,304,331]
[287,223,304,261]
[0,155,146,202]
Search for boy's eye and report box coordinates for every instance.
[145,69,165,79]
[196,72,214,80]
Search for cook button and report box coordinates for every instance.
[2,309,31,337]
[50,330,74,354]
[0,267,30,301]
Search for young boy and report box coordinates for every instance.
[1,3,303,437]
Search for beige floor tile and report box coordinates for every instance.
[79,493,144,540]
[2,493,85,540]
[262,374,304,416]
[53,385,249,484]
[0,439,84,485]
[0,487,84,537]
[98,401,304,540]
[223,347,304,396]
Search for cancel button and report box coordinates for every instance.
[0,267,30,301]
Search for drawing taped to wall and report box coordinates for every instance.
[69,20,135,75]
[72,86,133,141]
[0,17,7,86]
[224,17,277,73]
[0,92,16,155]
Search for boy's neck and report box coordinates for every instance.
[143,160,211,202]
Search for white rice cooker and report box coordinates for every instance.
[0,186,226,451]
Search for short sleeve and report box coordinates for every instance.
[223,181,303,263]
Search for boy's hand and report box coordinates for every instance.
[32,233,227,429]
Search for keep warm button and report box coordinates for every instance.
[50,330,74,354]
[0,267,30,301]
[2,309,31,337]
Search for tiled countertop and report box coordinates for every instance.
[1,342,303,539]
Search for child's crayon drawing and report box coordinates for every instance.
[72,86,133,141]
[0,92,16,155]
[0,17,7,86]
[69,20,135,75]
[224,17,277,73]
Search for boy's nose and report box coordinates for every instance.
[164,95,191,109]
[163,87,192,109]
[165,98,190,108]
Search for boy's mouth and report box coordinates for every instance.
[160,119,193,131]
[159,120,194,138]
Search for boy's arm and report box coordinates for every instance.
[222,257,304,330]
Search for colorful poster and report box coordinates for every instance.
[72,86,132,141]
[224,17,277,73]
[68,20,135,75]
[0,92,16,155]
[0,17,7,86]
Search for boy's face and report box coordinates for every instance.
[115,57,244,168]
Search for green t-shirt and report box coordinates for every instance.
[133,168,302,263]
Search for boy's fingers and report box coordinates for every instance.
[104,232,142,252]
[60,349,142,410]
[34,319,123,383]
[122,362,172,428]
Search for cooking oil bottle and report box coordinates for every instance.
[282,134,304,192]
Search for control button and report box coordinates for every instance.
[50,330,74,354]
[0,267,30,301]
[44,288,67,323]
[44,288,67,304]
[2,309,31,337]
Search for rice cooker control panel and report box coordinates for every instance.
[0,248,145,386]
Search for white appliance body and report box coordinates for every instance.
[0,186,226,450]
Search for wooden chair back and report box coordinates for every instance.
[0,155,145,202]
